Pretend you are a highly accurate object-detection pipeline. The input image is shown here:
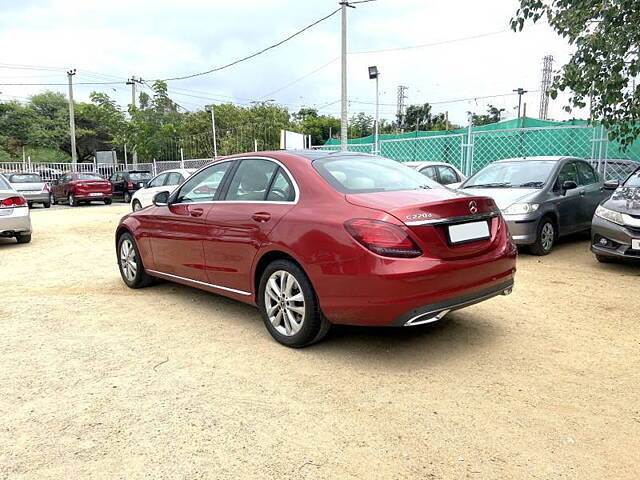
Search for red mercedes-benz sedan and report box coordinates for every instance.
[115,151,516,347]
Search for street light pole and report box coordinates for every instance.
[368,66,380,154]
[67,69,78,170]
[513,87,528,118]
[340,2,352,152]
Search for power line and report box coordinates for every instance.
[157,7,342,82]
[260,57,339,99]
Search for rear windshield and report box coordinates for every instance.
[624,168,640,187]
[313,155,441,194]
[0,175,10,190]
[9,173,42,183]
[130,172,152,181]
[78,173,103,181]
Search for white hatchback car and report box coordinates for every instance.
[130,168,196,211]
[404,161,466,188]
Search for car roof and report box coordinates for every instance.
[493,156,582,163]
[404,161,457,168]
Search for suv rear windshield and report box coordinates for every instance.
[130,172,152,181]
[78,173,103,181]
[313,155,441,194]
[9,173,42,183]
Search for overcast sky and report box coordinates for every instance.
[0,0,586,128]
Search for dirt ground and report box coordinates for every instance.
[1,204,639,479]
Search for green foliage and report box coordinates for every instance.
[292,108,340,146]
[512,0,640,146]
[469,105,505,126]
[348,112,374,138]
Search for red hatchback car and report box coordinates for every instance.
[115,151,516,347]
[50,172,112,207]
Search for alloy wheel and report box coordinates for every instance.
[264,270,305,336]
[120,238,138,282]
[541,222,554,251]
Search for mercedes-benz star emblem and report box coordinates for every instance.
[469,201,478,214]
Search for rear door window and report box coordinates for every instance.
[419,166,438,181]
[576,161,598,185]
[148,173,167,188]
[436,166,459,184]
[225,159,279,201]
[165,172,183,186]
[266,168,295,202]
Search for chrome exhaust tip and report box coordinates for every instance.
[502,287,513,296]
[404,309,450,327]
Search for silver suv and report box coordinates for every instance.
[460,156,613,255]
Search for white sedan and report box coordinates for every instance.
[0,174,32,244]
[404,161,466,188]
[130,168,196,211]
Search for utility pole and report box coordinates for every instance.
[127,76,143,163]
[513,87,528,118]
[538,55,553,120]
[206,105,218,158]
[67,69,78,169]
[368,66,380,154]
[340,2,354,151]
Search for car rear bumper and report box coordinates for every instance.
[20,192,49,203]
[391,279,514,326]
[314,241,517,327]
[0,207,32,236]
[75,193,112,200]
[503,213,540,245]
[591,215,640,261]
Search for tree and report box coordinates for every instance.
[469,104,505,126]
[403,103,432,131]
[293,108,340,145]
[512,0,640,146]
[74,92,127,161]
[348,112,373,138]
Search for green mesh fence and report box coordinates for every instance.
[320,117,640,180]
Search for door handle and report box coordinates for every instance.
[252,212,271,223]
[190,208,204,217]
[579,190,586,196]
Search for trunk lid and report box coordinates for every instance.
[75,180,112,193]
[346,189,502,260]
[12,182,46,192]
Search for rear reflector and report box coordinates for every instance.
[345,219,422,258]
[1,196,27,208]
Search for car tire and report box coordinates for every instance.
[16,233,32,244]
[595,254,614,263]
[258,259,330,348]
[50,193,57,205]
[132,200,142,212]
[104,198,113,205]
[27,202,33,209]
[124,191,131,203]
[529,217,555,256]
[68,194,77,207]
[117,232,154,289]
[43,201,51,208]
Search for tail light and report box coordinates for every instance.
[345,219,422,258]
[127,182,134,190]
[43,183,50,192]
[1,196,27,208]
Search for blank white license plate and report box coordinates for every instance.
[89,192,102,197]
[448,221,490,244]
[632,239,640,250]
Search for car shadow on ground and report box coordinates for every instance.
[155,281,501,365]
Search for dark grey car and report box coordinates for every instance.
[591,166,640,262]
[461,156,613,255]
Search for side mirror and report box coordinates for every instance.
[562,180,578,192]
[152,190,170,206]
[604,179,620,190]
